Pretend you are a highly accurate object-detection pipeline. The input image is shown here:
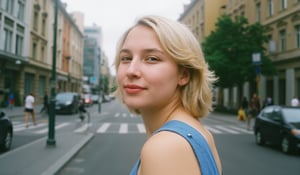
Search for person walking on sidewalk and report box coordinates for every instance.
[7,91,15,110]
[291,96,299,107]
[40,91,49,116]
[247,93,260,130]
[24,92,36,128]
[241,96,249,117]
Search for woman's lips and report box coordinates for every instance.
[124,84,145,94]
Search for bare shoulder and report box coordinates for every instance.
[142,130,189,155]
[139,131,200,175]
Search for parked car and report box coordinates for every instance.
[91,94,100,104]
[102,95,111,103]
[254,105,300,154]
[82,94,93,106]
[0,111,13,152]
[55,92,80,114]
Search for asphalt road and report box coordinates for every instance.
[58,100,300,175]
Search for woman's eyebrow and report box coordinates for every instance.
[119,49,131,54]
[119,48,165,56]
[143,48,165,55]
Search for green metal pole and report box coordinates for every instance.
[47,0,58,146]
[98,61,102,113]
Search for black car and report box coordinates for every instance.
[0,111,13,152]
[55,92,80,114]
[254,105,300,154]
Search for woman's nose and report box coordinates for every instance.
[126,58,141,78]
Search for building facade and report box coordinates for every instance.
[179,0,300,109]
[179,0,227,41]
[0,0,84,106]
[82,25,111,94]
[83,25,102,92]
[224,0,300,107]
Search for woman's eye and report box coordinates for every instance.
[120,56,132,62]
[145,56,159,63]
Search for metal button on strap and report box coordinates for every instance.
[187,133,192,137]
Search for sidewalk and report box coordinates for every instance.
[0,106,95,175]
[1,105,43,118]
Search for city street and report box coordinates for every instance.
[2,100,299,175]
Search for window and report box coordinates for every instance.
[41,46,45,61]
[268,0,274,16]
[5,0,14,15]
[42,18,46,36]
[15,24,24,55]
[296,25,300,48]
[32,43,37,59]
[3,28,13,52]
[281,0,287,10]
[33,11,38,31]
[256,3,261,22]
[15,35,23,56]
[271,110,282,122]
[262,107,273,119]
[279,30,286,51]
[2,18,14,52]
[267,35,276,53]
[17,0,25,21]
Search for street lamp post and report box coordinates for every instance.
[252,53,262,96]
[98,56,102,113]
[47,0,58,146]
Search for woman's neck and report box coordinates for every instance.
[140,100,183,137]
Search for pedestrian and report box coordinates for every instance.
[237,106,246,121]
[8,91,15,110]
[238,96,248,121]
[262,96,273,108]
[24,92,36,128]
[241,96,249,118]
[291,96,299,107]
[115,15,222,175]
[78,98,87,121]
[247,93,261,130]
[40,91,49,115]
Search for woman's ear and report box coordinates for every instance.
[178,68,190,86]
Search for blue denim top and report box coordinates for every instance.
[129,120,220,175]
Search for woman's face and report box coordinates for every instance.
[117,25,185,111]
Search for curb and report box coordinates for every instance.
[42,133,94,175]
[41,133,94,175]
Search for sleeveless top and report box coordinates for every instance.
[129,120,220,175]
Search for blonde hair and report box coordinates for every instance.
[114,15,217,118]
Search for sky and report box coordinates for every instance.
[61,0,191,74]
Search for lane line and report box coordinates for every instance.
[96,123,111,133]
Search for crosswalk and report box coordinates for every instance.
[12,121,253,135]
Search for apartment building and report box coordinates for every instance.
[179,0,227,41]
[82,25,111,94]
[0,0,31,106]
[83,25,102,91]
[225,0,300,106]
[179,0,300,108]
[0,0,84,106]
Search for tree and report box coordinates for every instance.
[202,14,275,88]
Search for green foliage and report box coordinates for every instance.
[100,75,110,95]
[202,14,276,88]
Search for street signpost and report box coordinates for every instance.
[252,53,261,96]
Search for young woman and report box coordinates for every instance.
[115,15,222,175]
